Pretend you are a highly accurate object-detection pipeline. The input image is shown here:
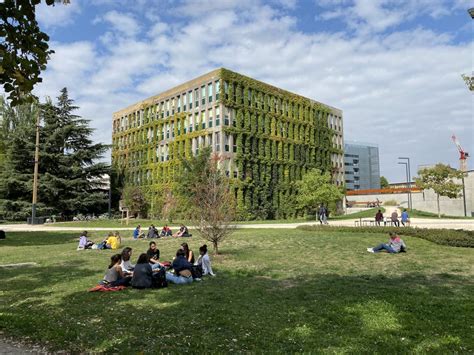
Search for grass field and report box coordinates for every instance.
[1,229,473,353]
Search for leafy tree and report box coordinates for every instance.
[380,176,389,189]
[296,168,343,216]
[178,147,235,254]
[0,88,109,220]
[0,0,61,105]
[121,185,148,218]
[0,99,48,220]
[415,164,465,218]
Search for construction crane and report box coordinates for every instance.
[451,134,469,172]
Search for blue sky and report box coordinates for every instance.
[33,0,473,182]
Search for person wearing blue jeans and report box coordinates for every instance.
[367,232,406,253]
[166,248,194,284]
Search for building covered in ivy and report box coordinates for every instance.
[112,68,344,219]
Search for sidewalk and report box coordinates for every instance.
[1,218,473,232]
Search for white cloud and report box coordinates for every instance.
[32,0,473,182]
[36,0,81,29]
[95,11,141,37]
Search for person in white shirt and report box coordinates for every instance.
[195,244,215,276]
[120,247,134,274]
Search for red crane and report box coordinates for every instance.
[451,134,469,171]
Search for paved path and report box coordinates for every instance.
[1,218,473,232]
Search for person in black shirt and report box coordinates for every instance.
[146,241,161,271]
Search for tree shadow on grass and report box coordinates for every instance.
[2,266,473,353]
[0,232,78,246]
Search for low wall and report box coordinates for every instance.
[346,171,474,217]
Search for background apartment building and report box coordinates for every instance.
[344,141,380,190]
[112,68,344,218]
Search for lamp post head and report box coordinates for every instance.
[469,8,474,19]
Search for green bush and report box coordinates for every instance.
[297,225,474,248]
[383,200,398,206]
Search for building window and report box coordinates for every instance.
[177,95,181,113]
[208,83,213,103]
[201,111,206,129]
[189,114,193,133]
[201,86,206,105]
[182,93,187,111]
[194,112,199,131]
[215,132,220,151]
[208,108,213,128]
[165,100,169,117]
[224,107,230,126]
[215,80,220,100]
[194,88,199,108]
[232,135,237,152]
[215,107,220,126]
[224,134,230,152]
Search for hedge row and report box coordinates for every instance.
[297,225,474,248]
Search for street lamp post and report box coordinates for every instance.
[398,161,410,210]
[399,157,412,210]
[30,107,41,224]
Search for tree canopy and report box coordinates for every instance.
[0,88,110,220]
[380,176,389,189]
[296,169,343,215]
[415,163,465,218]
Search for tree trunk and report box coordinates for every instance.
[437,194,440,218]
[213,240,219,255]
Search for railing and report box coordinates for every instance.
[347,187,422,196]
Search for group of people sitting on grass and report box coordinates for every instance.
[133,224,190,239]
[101,241,215,289]
[77,231,122,250]
[375,209,410,227]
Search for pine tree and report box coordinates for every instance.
[0,88,110,221]
[0,100,45,220]
[39,88,110,218]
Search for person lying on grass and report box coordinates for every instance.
[166,249,194,284]
[77,231,94,250]
[101,254,132,287]
[367,232,407,253]
[195,244,215,277]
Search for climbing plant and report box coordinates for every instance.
[111,69,341,220]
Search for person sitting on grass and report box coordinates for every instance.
[367,232,407,254]
[147,241,162,270]
[131,253,154,289]
[77,231,94,250]
[181,242,195,264]
[160,225,172,237]
[375,209,384,226]
[106,232,121,249]
[195,244,215,277]
[120,247,135,273]
[147,224,159,239]
[401,209,410,226]
[102,254,132,287]
[166,249,193,285]
[133,225,145,240]
[173,224,190,238]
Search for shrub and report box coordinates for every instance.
[297,225,474,248]
[383,200,398,206]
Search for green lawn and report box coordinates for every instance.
[1,229,473,353]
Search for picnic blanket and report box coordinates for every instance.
[88,285,127,292]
